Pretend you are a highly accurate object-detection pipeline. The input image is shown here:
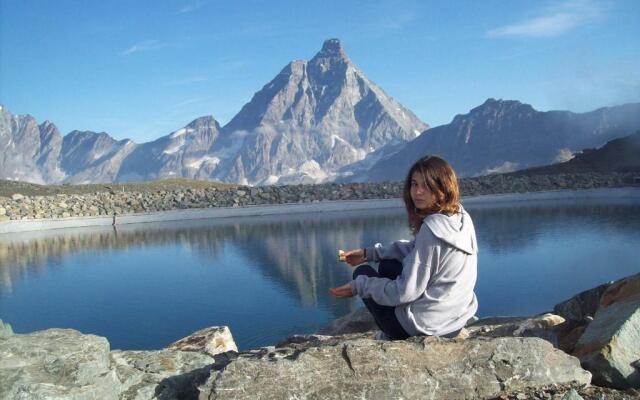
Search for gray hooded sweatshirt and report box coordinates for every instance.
[352,205,478,336]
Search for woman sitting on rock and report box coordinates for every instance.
[329,155,478,340]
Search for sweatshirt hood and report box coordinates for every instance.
[423,205,477,255]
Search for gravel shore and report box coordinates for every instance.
[0,172,637,233]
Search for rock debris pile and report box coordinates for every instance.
[0,172,636,221]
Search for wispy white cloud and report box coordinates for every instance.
[545,61,640,112]
[165,76,211,86]
[174,97,209,108]
[120,40,167,56]
[164,60,246,86]
[179,1,207,13]
[216,60,247,72]
[378,11,418,30]
[486,0,604,38]
[90,24,125,35]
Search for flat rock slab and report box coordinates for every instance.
[199,336,591,400]
[0,328,120,400]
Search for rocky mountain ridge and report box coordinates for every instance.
[3,38,640,185]
[351,99,640,182]
[0,107,65,183]
[211,39,427,185]
[0,39,427,185]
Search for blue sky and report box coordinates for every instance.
[1,0,639,142]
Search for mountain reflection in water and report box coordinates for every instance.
[0,194,638,350]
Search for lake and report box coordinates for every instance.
[1,189,639,351]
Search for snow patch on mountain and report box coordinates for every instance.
[482,161,520,175]
[211,130,249,160]
[186,155,221,169]
[163,143,184,155]
[170,128,194,139]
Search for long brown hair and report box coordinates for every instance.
[403,155,460,234]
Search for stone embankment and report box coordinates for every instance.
[0,172,636,221]
[1,273,639,400]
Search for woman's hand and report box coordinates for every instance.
[344,248,366,266]
[328,283,354,298]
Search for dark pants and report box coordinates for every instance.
[353,259,462,340]
[353,259,410,340]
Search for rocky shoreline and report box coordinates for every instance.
[0,172,637,222]
[1,273,639,399]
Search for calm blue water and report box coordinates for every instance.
[1,191,639,351]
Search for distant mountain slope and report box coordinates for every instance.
[116,116,222,182]
[0,106,65,184]
[61,130,136,184]
[355,99,640,182]
[512,131,640,175]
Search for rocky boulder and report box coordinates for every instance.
[198,335,591,400]
[572,273,640,389]
[111,349,219,400]
[0,324,239,400]
[106,325,239,399]
[466,314,566,347]
[166,326,237,356]
[554,281,613,323]
[553,280,614,354]
[0,328,120,400]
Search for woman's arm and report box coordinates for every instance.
[366,238,416,263]
[353,227,439,306]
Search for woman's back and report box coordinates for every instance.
[396,206,478,336]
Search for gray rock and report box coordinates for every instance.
[0,328,120,400]
[573,273,640,389]
[554,281,613,323]
[315,307,377,336]
[166,326,237,356]
[111,349,217,400]
[11,193,24,201]
[0,319,13,338]
[317,308,565,344]
[198,336,591,400]
[561,388,585,400]
[467,314,566,347]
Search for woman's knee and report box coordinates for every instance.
[353,264,377,280]
[378,259,403,279]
